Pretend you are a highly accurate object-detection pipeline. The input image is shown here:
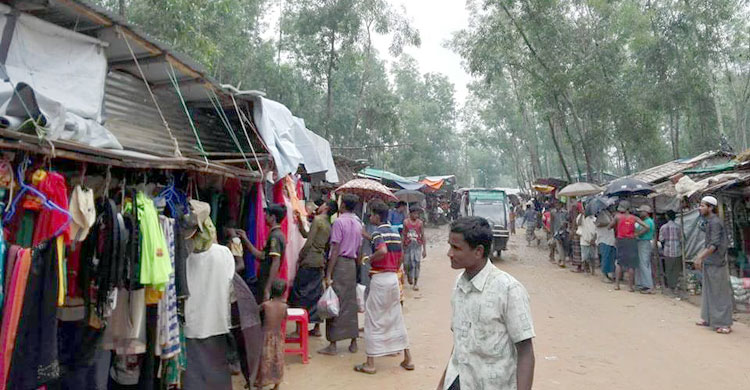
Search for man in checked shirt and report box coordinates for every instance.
[437,217,535,390]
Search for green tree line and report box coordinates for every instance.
[453,0,750,189]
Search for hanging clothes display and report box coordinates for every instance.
[7,242,61,389]
[283,176,307,285]
[0,248,31,389]
[157,216,180,359]
[136,192,172,291]
[32,172,71,245]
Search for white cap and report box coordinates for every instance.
[701,196,718,206]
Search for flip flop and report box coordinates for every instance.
[695,320,709,327]
[354,364,377,375]
[716,327,732,334]
[317,347,337,356]
[400,361,415,371]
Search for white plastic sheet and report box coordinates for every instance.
[0,4,107,120]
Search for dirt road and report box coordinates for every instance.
[268,227,750,389]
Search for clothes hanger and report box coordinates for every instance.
[4,155,72,237]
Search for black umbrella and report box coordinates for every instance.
[604,178,654,197]
[585,196,615,216]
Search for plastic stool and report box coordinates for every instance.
[284,308,309,364]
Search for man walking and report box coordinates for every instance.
[354,201,413,374]
[319,194,363,355]
[402,207,426,290]
[577,210,597,275]
[437,217,535,390]
[659,210,682,296]
[693,196,733,334]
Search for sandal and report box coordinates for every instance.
[695,320,709,327]
[716,327,732,334]
[400,361,415,371]
[354,364,377,375]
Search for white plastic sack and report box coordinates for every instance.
[317,286,340,319]
[356,283,366,313]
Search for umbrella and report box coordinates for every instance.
[604,178,654,197]
[585,196,615,216]
[394,189,425,203]
[335,178,398,202]
[557,182,603,198]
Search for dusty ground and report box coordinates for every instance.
[242,226,750,390]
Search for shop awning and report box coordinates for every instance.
[358,167,424,190]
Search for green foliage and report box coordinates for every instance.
[453,0,750,187]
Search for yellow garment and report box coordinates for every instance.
[145,287,164,304]
[56,236,65,306]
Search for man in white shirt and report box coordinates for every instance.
[183,200,236,390]
[437,217,535,390]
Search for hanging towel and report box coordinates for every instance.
[157,216,180,359]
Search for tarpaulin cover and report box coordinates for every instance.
[253,97,338,181]
[0,5,122,149]
[358,168,423,190]
[421,178,445,191]
[309,131,339,183]
[253,98,305,178]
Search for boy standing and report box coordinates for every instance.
[402,207,427,290]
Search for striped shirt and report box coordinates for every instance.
[370,224,402,272]
[659,220,681,258]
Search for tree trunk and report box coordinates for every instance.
[619,139,631,175]
[324,32,336,137]
[509,69,542,179]
[547,116,572,183]
[558,112,582,181]
[352,21,374,136]
[118,0,126,17]
[674,110,680,158]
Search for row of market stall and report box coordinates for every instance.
[530,150,750,303]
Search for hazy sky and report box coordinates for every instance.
[372,0,472,106]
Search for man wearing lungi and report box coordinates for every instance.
[693,196,733,334]
[437,217,535,390]
[318,194,363,355]
[354,201,414,374]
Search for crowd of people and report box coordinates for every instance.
[515,194,733,335]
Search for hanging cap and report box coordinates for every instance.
[701,196,718,206]
[637,205,652,213]
[69,185,96,242]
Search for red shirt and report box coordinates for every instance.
[402,218,424,246]
[615,214,636,239]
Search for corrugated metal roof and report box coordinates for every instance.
[630,151,733,184]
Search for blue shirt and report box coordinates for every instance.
[387,209,406,226]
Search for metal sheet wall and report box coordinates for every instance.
[103,71,256,157]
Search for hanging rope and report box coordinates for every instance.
[118,26,182,158]
[229,93,264,178]
[205,89,253,172]
[166,62,209,169]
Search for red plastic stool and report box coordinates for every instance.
[284,308,309,364]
